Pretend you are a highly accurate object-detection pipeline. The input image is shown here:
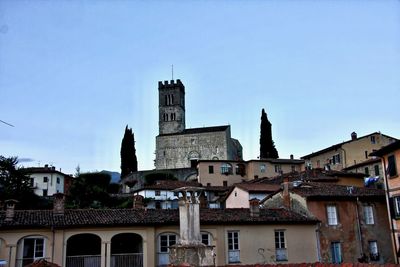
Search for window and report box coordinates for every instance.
[159,234,176,253]
[206,183,211,187]
[56,177,60,184]
[21,237,45,266]
[30,178,34,187]
[369,241,379,261]
[332,154,341,164]
[260,164,266,173]
[365,167,369,176]
[220,163,232,175]
[364,205,374,224]
[275,230,287,261]
[317,160,320,168]
[365,150,368,159]
[331,242,342,263]
[43,177,48,183]
[155,190,161,196]
[374,165,380,176]
[388,155,398,177]
[223,181,228,187]
[208,166,214,174]
[274,165,281,173]
[327,205,338,225]
[227,231,240,263]
[371,136,376,144]
[390,197,400,219]
[201,232,211,245]
[155,201,161,209]
[236,164,245,176]
[42,189,48,197]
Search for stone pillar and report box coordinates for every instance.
[170,187,214,267]
[6,244,17,267]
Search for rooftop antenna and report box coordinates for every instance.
[171,64,174,80]
[0,119,14,127]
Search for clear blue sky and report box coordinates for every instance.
[1,0,399,175]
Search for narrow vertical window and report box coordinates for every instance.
[327,205,338,225]
[364,205,374,224]
[208,166,214,174]
[275,230,287,261]
[365,167,369,176]
[374,165,380,176]
[365,150,368,159]
[369,241,379,261]
[227,231,240,263]
[388,155,398,177]
[331,242,342,263]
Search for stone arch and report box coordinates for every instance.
[111,233,143,267]
[66,233,101,267]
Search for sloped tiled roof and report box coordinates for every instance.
[159,125,229,136]
[0,208,318,229]
[342,158,381,171]
[134,180,201,191]
[370,139,400,157]
[291,182,385,198]
[236,183,281,192]
[301,132,397,159]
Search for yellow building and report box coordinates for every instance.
[0,201,319,267]
[371,140,400,263]
[302,132,396,171]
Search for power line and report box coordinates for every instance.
[0,119,14,127]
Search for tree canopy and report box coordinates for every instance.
[0,156,39,208]
[259,108,279,159]
[120,125,138,178]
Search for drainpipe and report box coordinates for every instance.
[381,156,399,263]
[51,226,55,262]
[355,197,364,257]
[315,224,322,262]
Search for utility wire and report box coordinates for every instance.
[0,119,14,127]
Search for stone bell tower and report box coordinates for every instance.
[158,79,185,135]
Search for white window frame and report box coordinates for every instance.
[201,232,211,246]
[227,231,240,263]
[327,205,338,225]
[158,233,177,253]
[19,237,45,266]
[274,230,287,261]
[364,205,374,225]
[332,154,341,164]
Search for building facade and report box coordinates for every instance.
[371,140,400,263]
[155,80,242,170]
[23,165,73,197]
[302,132,396,171]
[0,201,319,267]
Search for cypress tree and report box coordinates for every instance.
[120,125,138,178]
[260,109,279,159]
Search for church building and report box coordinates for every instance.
[155,79,243,169]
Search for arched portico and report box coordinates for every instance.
[110,233,143,267]
[66,233,101,267]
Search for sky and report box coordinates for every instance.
[1,0,399,175]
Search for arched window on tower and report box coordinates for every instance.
[171,94,174,105]
[165,95,168,106]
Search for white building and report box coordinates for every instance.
[24,165,73,196]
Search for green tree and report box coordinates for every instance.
[0,156,38,208]
[66,172,112,208]
[120,125,138,178]
[259,109,279,159]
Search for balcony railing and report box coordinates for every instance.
[111,253,143,267]
[66,255,101,267]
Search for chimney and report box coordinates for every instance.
[51,166,56,171]
[290,154,294,160]
[282,178,291,209]
[5,199,18,222]
[133,195,144,209]
[249,198,260,217]
[44,164,49,169]
[351,132,357,140]
[53,193,65,215]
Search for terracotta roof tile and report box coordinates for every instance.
[0,208,317,229]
